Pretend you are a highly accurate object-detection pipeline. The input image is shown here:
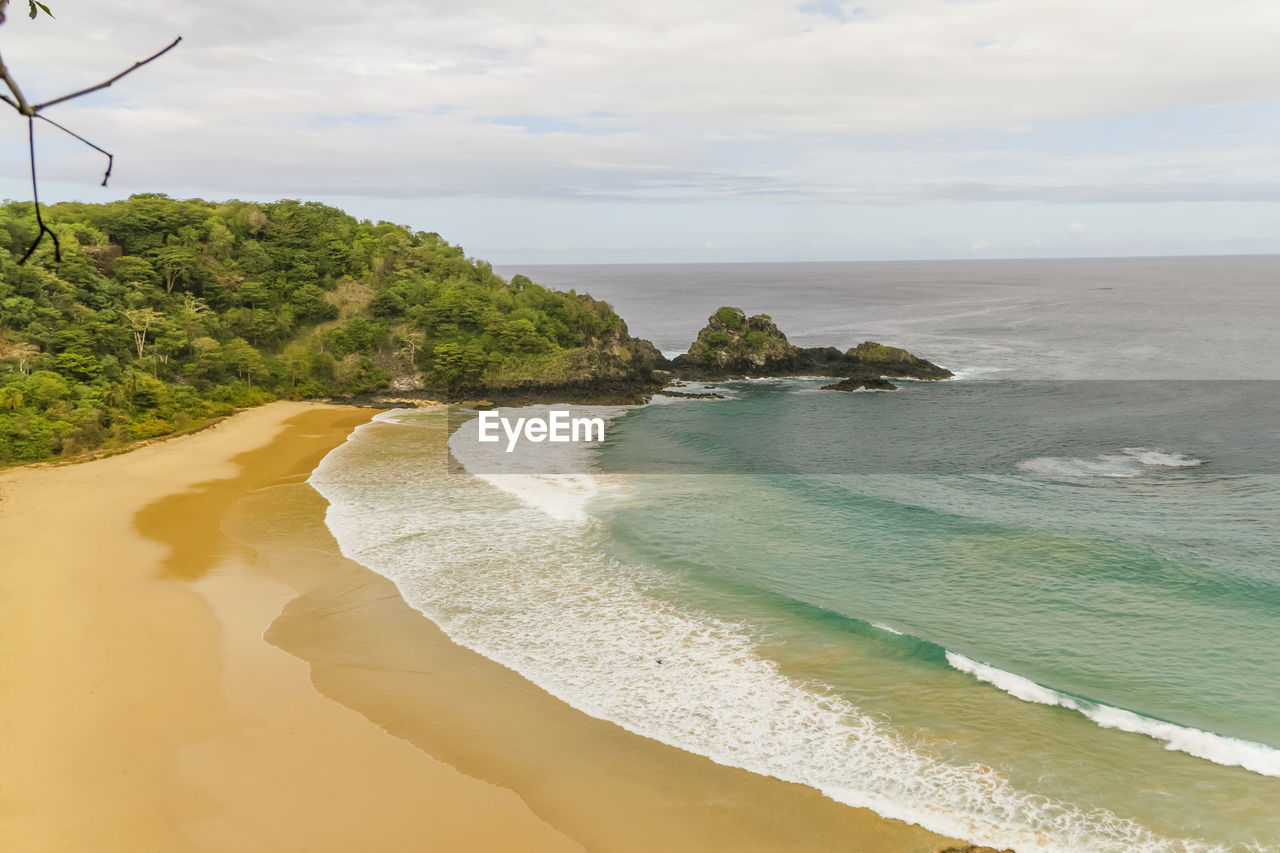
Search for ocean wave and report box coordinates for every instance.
[946,652,1280,779]
[447,404,632,524]
[1018,447,1204,480]
[946,366,1013,381]
[310,410,1219,853]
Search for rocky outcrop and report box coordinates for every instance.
[820,376,898,392]
[671,307,953,389]
[670,307,804,377]
[656,389,726,399]
[409,304,952,404]
[843,340,953,380]
[441,307,669,404]
[441,375,664,406]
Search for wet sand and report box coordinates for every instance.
[0,401,958,852]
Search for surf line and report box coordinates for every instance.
[477,410,607,452]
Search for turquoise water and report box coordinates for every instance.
[593,378,1280,847]
[317,258,1280,851]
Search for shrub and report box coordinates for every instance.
[713,306,745,329]
[706,330,731,348]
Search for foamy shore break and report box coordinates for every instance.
[0,401,962,853]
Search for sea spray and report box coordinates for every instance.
[1018,448,1205,480]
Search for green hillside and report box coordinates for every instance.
[0,195,638,464]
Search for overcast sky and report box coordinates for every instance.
[3,0,1280,263]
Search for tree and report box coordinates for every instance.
[282,343,310,387]
[111,255,160,288]
[0,339,39,374]
[289,283,338,322]
[222,337,264,388]
[101,381,127,411]
[151,245,199,294]
[188,336,222,381]
[173,293,211,341]
[0,385,21,411]
[122,308,162,359]
[153,323,187,364]
[397,330,425,368]
[431,341,484,386]
[53,350,100,380]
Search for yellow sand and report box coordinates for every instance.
[0,401,958,852]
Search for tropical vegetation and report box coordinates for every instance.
[0,194,626,464]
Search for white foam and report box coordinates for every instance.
[946,365,1013,381]
[947,653,1280,779]
[1119,448,1203,468]
[1018,447,1205,480]
[871,622,906,636]
[447,404,632,524]
[651,380,737,405]
[309,414,1221,853]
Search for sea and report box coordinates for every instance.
[310,256,1280,852]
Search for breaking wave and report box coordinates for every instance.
[947,653,1280,779]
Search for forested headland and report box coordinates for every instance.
[0,194,658,464]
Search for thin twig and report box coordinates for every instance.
[32,36,181,111]
[20,115,60,263]
[0,11,180,264]
[37,113,112,184]
[0,47,35,115]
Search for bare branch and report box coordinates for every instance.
[0,6,180,263]
[20,115,61,263]
[0,47,35,115]
[32,36,181,111]
[37,113,113,185]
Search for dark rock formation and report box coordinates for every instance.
[820,376,898,392]
[843,340,954,380]
[443,376,663,406]
[670,307,805,377]
[656,389,727,399]
[671,307,953,389]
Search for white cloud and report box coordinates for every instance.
[3,0,1280,207]
[1068,221,1087,232]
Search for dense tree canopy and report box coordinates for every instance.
[0,195,626,464]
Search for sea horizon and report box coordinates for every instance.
[501,250,1280,267]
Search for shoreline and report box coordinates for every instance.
[0,402,583,852]
[0,401,958,852]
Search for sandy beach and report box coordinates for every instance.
[0,401,956,852]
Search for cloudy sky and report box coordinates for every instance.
[3,0,1280,263]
